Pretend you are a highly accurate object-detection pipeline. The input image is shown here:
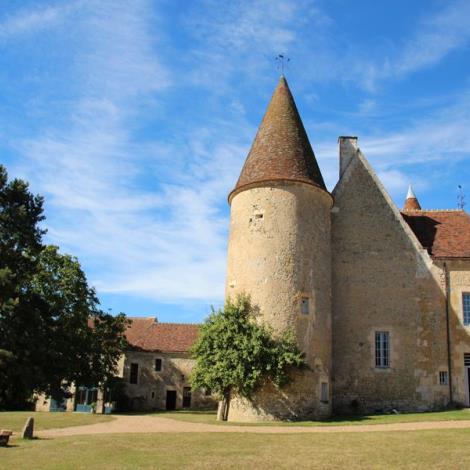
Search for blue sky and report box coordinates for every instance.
[1,0,469,322]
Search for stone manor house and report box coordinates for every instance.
[223,76,470,421]
[36,319,216,414]
[37,76,470,421]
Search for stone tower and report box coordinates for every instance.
[225,76,333,421]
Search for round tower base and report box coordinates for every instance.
[226,372,332,422]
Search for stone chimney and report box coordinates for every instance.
[338,136,358,178]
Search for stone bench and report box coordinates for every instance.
[0,430,13,447]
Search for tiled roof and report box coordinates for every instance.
[229,76,327,202]
[402,210,470,259]
[404,198,421,211]
[124,318,199,353]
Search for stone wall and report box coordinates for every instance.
[331,138,450,414]
[121,350,216,411]
[35,384,77,413]
[441,259,470,406]
[35,351,216,413]
[225,181,332,421]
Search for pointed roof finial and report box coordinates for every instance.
[404,184,421,211]
[275,54,290,76]
[229,76,327,202]
[406,185,416,200]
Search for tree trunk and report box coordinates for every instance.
[217,390,231,421]
[216,401,225,421]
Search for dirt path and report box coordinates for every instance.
[37,414,470,437]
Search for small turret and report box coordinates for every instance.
[403,185,422,211]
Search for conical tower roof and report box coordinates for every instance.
[403,184,422,211]
[229,76,327,202]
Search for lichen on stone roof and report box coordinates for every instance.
[229,76,327,202]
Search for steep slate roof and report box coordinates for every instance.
[229,76,327,202]
[401,210,470,259]
[124,318,199,353]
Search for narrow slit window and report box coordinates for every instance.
[155,358,162,372]
[320,382,329,402]
[463,293,470,326]
[129,363,139,384]
[301,297,309,315]
[375,331,390,368]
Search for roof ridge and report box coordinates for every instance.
[403,209,465,213]
[126,318,200,325]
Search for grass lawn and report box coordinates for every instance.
[156,408,470,426]
[2,429,470,469]
[0,411,114,433]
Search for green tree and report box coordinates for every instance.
[190,294,305,420]
[0,165,129,409]
[0,165,47,407]
[30,246,129,398]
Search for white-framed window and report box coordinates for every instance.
[375,331,390,368]
[155,358,163,372]
[463,293,470,326]
[320,382,329,403]
[439,371,448,385]
[301,297,309,315]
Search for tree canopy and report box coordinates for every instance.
[190,294,305,420]
[0,165,129,409]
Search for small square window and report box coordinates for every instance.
[439,371,448,385]
[155,358,162,372]
[301,297,309,315]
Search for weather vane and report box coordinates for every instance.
[458,185,466,210]
[276,54,290,75]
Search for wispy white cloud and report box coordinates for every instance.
[183,0,331,88]
[359,0,470,90]
[0,4,66,39]
[393,0,470,77]
[363,94,470,167]
[4,0,470,318]
[310,90,470,197]
[9,0,247,309]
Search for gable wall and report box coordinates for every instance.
[331,146,449,413]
